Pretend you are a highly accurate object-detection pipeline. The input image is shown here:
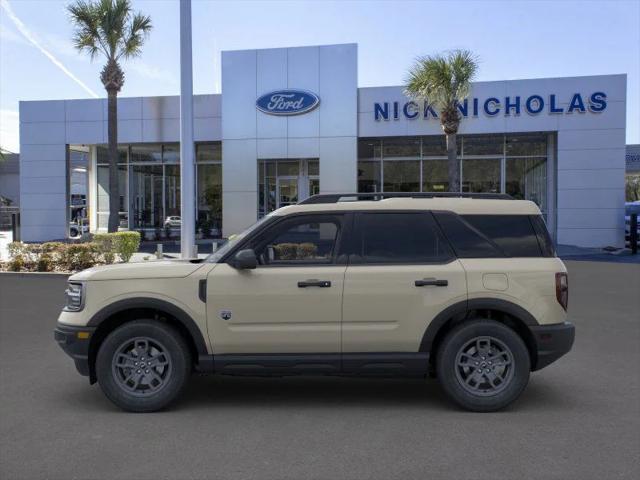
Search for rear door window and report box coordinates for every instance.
[352,212,454,264]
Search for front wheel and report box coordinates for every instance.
[96,320,191,412]
[436,319,530,412]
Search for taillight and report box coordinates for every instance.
[556,272,568,311]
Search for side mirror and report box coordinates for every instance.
[231,249,257,270]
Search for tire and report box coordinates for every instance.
[436,319,530,412]
[96,320,192,412]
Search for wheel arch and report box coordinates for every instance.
[86,298,209,383]
[421,299,539,372]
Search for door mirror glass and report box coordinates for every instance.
[232,249,257,269]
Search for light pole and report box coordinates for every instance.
[179,0,195,258]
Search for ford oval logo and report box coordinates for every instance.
[256,89,320,116]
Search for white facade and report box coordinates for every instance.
[18,43,627,247]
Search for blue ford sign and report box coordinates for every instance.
[256,90,320,116]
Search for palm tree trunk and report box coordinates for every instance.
[107,89,120,233]
[446,132,460,192]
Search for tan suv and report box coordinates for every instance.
[54,193,574,412]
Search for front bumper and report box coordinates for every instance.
[54,324,96,377]
[530,321,575,371]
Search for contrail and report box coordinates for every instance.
[1,0,100,98]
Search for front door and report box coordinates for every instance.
[341,212,467,353]
[206,214,347,354]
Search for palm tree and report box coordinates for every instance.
[68,0,152,232]
[405,50,478,192]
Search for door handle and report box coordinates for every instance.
[415,278,448,287]
[298,279,332,288]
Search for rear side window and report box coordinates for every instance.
[433,212,503,258]
[353,212,454,264]
[435,212,548,258]
[462,215,543,257]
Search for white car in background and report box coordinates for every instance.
[164,216,181,228]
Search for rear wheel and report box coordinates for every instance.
[436,319,530,412]
[96,320,191,412]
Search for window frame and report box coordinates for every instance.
[348,210,456,266]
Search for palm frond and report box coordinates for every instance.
[67,0,153,78]
[67,0,108,59]
[405,49,478,111]
[118,12,152,60]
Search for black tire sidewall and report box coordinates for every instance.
[96,320,191,412]
[436,319,531,412]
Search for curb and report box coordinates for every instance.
[0,271,70,277]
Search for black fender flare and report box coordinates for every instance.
[419,298,539,353]
[87,297,209,356]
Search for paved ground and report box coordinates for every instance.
[0,261,639,480]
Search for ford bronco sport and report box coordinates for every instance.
[54,192,574,412]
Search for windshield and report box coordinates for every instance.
[206,215,273,263]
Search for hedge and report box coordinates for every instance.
[1,231,141,273]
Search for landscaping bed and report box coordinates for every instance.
[0,232,140,273]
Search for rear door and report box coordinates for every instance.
[341,211,467,353]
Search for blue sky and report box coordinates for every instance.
[1,0,638,153]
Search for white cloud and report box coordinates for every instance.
[0,0,99,98]
[0,110,19,153]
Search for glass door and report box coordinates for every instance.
[258,159,319,216]
[277,177,299,207]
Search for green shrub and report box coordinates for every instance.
[8,254,25,272]
[93,233,116,264]
[36,253,53,272]
[58,243,100,271]
[273,243,298,260]
[42,242,65,253]
[113,231,140,262]
[7,242,26,259]
[296,243,318,259]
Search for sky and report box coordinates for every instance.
[1,0,638,153]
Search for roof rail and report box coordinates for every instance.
[298,192,513,205]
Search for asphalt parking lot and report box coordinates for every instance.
[1,261,639,480]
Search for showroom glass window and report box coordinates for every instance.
[356,133,548,216]
[197,143,222,237]
[95,141,222,237]
[96,146,129,230]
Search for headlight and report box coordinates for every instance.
[64,282,84,311]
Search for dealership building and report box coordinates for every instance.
[18,43,627,247]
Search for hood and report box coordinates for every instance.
[69,259,204,281]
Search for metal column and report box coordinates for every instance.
[179,0,196,258]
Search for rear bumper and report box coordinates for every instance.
[530,321,575,371]
[54,324,96,377]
